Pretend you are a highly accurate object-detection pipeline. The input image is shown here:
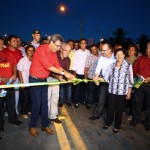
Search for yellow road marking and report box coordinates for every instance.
[54,122,71,150]
[58,114,67,120]
[60,106,88,150]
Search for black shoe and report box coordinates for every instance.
[74,104,79,108]
[80,101,86,105]
[58,103,63,107]
[0,137,2,140]
[130,121,137,126]
[89,116,99,120]
[113,128,120,133]
[9,120,23,125]
[66,103,72,106]
[145,126,150,131]
[0,127,4,132]
[130,120,139,126]
[103,125,109,129]
[51,118,62,124]
[86,105,91,109]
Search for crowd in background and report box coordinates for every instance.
[0,29,150,138]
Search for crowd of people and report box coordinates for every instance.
[0,30,150,139]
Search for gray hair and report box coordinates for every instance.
[48,34,64,43]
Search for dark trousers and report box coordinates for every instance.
[74,74,87,104]
[87,80,99,105]
[70,70,75,101]
[29,76,49,128]
[20,87,31,115]
[59,84,71,104]
[126,91,135,116]
[0,97,4,130]
[105,93,126,129]
[93,83,109,117]
[133,85,150,128]
[5,88,18,123]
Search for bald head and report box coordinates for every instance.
[61,43,71,58]
[101,43,113,58]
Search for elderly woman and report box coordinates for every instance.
[95,49,134,133]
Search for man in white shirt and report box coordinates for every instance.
[73,38,90,108]
[89,43,116,120]
[31,29,41,49]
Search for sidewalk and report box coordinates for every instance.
[0,104,150,150]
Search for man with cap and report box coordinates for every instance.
[31,29,41,49]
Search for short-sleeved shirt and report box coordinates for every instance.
[85,53,101,79]
[68,50,74,70]
[73,49,90,75]
[0,51,16,84]
[30,44,61,78]
[4,47,22,63]
[31,41,40,49]
[95,54,116,77]
[104,60,134,95]
[17,56,31,83]
[133,55,150,78]
[57,51,70,72]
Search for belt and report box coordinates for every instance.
[30,75,47,80]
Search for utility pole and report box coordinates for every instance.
[80,18,83,39]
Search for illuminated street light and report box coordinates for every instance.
[59,5,66,13]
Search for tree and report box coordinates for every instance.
[109,28,128,49]
[137,34,149,54]
[113,28,128,40]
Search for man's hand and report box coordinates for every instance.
[58,75,66,81]
[93,77,100,86]
[64,72,75,80]
[144,77,150,83]
[1,77,9,83]
[12,75,17,82]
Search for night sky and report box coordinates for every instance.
[0,0,150,42]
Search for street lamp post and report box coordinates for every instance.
[80,20,83,39]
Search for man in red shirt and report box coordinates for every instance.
[4,35,22,115]
[4,35,22,63]
[0,37,22,128]
[29,34,75,137]
[132,41,150,131]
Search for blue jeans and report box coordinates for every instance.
[29,76,49,128]
[59,84,71,104]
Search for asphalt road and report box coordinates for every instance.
[0,104,150,150]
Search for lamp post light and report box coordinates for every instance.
[4,34,7,37]
[59,5,66,13]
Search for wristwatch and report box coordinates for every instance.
[61,71,64,76]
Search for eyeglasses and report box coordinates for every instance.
[101,49,110,52]
[62,49,70,53]
[53,42,62,48]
